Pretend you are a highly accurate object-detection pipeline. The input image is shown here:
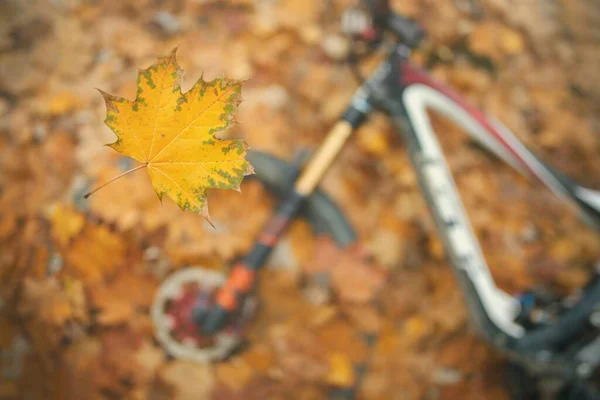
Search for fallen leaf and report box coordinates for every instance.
[0,381,18,398]
[49,204,85,247]
[47,91,82,116]
[269,323,328,382]
[17,278,77,353]
[62,278,88,322]
[402,316,434,343]
[468,22,526,62]
[57,338,104,399]
[216,358,254,392]
[325,352,354,388]
[501,28,525,55]
[310,305,338,327]
[94,48,253,220]
[20,278,73,327]
[133,340,165,382]
[241,345,276,374]
[160,360,215,400]
[97,328,148,396]
[0,317,17,350]
[356,115,390,157]
[108,270,159,310]
[89,284,134,326]
[317,319,369,363]
[60,223,126,284]
[344,305,381,334]
[0,212,17,241]
[306,238,386,305]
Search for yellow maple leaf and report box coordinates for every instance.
[87,48,253,221]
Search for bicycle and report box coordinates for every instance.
[151,1,600,398]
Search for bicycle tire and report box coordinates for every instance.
[247,150,357,247]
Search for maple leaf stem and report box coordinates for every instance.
[84,164,148,199]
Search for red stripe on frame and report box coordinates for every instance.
[400,63,534,175]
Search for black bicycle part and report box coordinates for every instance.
[344,0,425,85]
[363,0,425,48]
[558,379,600,400]
[246,151,357,246]
[504,362,540,400]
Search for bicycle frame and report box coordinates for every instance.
[376,47,600,347]
[197,44,600,383]
[392,63,526,340]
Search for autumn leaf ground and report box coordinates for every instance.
[1,0,600,399]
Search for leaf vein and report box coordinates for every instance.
[151,166,204,206]
[120,108,146,161]
[149,88,235,162]
[147,63,175,160]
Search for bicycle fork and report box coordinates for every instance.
[195,105,370,335]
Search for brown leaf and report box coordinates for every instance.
[468,22,525,62]
[49,204,85,248]
[344,305,382,334]
[307,238,386,305]
[241,345,276,374]
[60,223,126,284]
[160,360,215,400]
[269,323,328,382]
[89,284,134,326]
[325,352,354,388]
[20,278,73,327]
[216,358,254,392]
[317,318,369,363]
[133,340,164,382]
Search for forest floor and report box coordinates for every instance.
[1,0,599,399]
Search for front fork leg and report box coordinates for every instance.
[196,190,305,333]
[196,114,366,334]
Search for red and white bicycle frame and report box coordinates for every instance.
[366,49,600,349]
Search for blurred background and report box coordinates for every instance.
[1,0,599,399]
